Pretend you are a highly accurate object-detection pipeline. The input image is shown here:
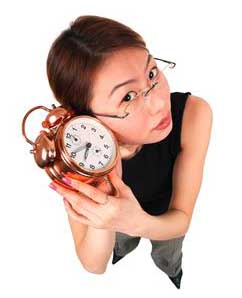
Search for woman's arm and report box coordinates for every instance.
[66,207,115,273]
[64,178,116,274]
[134,98,213,241]
[132,209,189,240]
[64,153,123,274]
[77,225,115,274]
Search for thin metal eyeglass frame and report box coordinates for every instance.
[90,57,176,119]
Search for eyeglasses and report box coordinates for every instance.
[90,57,176,119]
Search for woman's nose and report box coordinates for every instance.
[145,91,167,116]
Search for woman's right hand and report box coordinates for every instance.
[49,155,143,234]
[51,148,123,223]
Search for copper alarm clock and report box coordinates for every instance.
[22,104,120,193]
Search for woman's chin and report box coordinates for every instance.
[149,119,173,142]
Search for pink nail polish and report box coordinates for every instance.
[49,183,57,191]
[62,177,72,185]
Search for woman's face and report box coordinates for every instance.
[89,47,173,146]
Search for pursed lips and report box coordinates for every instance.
[153,110,171,129]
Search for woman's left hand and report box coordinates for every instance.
[49,169,146,236]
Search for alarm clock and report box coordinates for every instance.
[22,104,120,194]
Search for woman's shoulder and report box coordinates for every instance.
[180,94,213,150]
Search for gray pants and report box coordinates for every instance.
[113,232,185,277]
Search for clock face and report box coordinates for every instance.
[62,117,116,172]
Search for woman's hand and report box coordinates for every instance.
[48,167,146,236]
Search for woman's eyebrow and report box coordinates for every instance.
[109,53,152,97]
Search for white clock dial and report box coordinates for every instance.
[70,134,81,145]
[63,117,116,172]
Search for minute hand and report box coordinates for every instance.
[84,143,92,161]
[73,144,88,154]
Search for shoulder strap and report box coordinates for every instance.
[169,92,192,158]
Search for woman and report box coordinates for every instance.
[47,15,212,289]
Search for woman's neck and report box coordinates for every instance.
[118,143,143,160]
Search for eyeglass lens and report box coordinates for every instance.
[120,60,170,117]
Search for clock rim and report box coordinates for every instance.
[57,115,119,177]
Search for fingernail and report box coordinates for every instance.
[49,183,57,191]
[62,177,72,185]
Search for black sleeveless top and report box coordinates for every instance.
[121,92,191,216]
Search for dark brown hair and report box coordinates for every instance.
[46,15,147,116]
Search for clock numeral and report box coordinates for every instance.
[91,127,96,132]
[66,133,71,138]
[79,162,84,167]
[81,124,86,129]
[90,164,95,170]
[104,154,109,159]
[72,127,77,131]
[98,161,104,166]
[104,144,109,149]
[71,152,76,158]
[99,134,104,139]
[66,143,71,148]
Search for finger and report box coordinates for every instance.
[49,181,83,205]
[61,174,108,205]
[63,198,95,226]
[63,196,101,224]
[108,168,128,191]
[49,181,106,219]
[102,174,118,197]
[49,181,99,208]
[93,176,113,195]
[63,172,110,195]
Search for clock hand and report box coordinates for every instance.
[73,144,87,154]
[84,142,92,161]
[84,148,89,161]
[70,135,79,142]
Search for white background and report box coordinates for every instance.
[1,0,241,296]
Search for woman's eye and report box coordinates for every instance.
[120,66,159,103]
[122,91,137,103]
[149,66,159,80]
